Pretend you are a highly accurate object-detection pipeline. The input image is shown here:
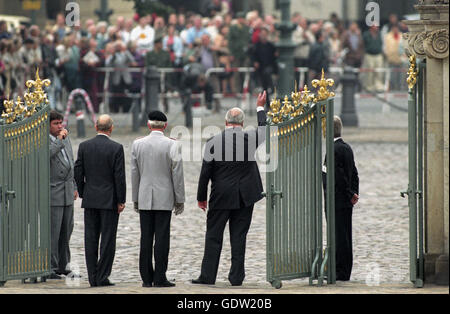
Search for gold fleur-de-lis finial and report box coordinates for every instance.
[406,55,418,90]
[1,68,51,124]
[311,69,335,102]
[280,95,294,118]
[300,85,314,105]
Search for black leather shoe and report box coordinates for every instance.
[142,282,152,288]
[231,282,242,286]
[47,273,62,280]
[154,280,175,287]
[55,270,71,276]
[191,278,213,285]
[98,280,115,287]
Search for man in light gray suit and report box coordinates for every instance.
[131,111,185,288]
[49,110,77,279]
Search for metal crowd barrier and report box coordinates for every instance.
[84,66,408,115]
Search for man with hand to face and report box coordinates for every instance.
[48,110,78,279]
[74,115,126,287]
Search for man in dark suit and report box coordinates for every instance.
[192,91,267,286]
[323,116,359,281]
[74,115,126,287]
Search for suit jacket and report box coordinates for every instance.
[105,50,135,86]
[74,134,126,210]
[131,132,185,211]
[50,135,76,207]
[323,138,359,210]
[197,110,266,210]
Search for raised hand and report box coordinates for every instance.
[257,90,267,108]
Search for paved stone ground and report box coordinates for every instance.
[1,95,448,294]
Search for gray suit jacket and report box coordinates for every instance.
[50,135,76,207]
[131,132,185,211]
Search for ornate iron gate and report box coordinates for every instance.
[0,70,52,286]
[265,71,336,288]
[401,55,425,288]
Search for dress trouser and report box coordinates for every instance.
[139,210,172,285]
[84,208,119,286]
[335,206,353,280]
[199,205,254,285]
[51,205,74,273]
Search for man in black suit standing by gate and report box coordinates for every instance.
[323,116,359,281]
[192,91,267,286]
[74,114,126,287]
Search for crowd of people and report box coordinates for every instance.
[1,2,410,114]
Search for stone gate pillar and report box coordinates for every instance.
[403,0,449,285]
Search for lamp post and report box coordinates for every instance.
[275,0,296,98]
[95,0,113,23]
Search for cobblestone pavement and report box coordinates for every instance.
[1,97,447,294]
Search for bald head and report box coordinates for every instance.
[225,108,245,126]
[96,114,114,133]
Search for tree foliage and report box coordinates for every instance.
[125,0,175,19]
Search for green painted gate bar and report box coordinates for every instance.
[0,70,52,287]
[265,71,336,288]
[402,55,425,288]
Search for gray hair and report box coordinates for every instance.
[225,108,245,125]
[148,120,166,129]
[334,115,342,138]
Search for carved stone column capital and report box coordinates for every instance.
[423,29,449,59]
[403,31,427,58]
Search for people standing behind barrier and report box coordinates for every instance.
[74,115,126,287]
[80,38,103,113]
[322,116,359,281]
[362,24,384,93]
[186,15,208,47]
[163,25,184,90]
[214,25,234,94]
[41,34,60,110]
[341,22,365,92]
[55,34,81,93]
[127,40,145,96]
[192,91,267,287]
[228,12,250,93]
[95,21,109,51]
[292,17,315,86]
[19,38,43,81]
[48,110,78,280]
[154,16,167,42]
[383,24,405,91]
[131,111,185,287]
[106,40,136,113]
[163,24,184,68]
[131,15,155,56]
[341,22,365,68]
[308,30,330,82]
[146,35,172,111]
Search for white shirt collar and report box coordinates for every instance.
[151,130,164,135]
[334,137,342,142]
[97,133,110,138]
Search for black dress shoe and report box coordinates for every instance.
[191,278,213,285]
[154,280,175,287]
[47,273,62,280]
[231,282,242,286]
[142,282,153,288]
[98,280,115,286]
[55,270,71,276]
